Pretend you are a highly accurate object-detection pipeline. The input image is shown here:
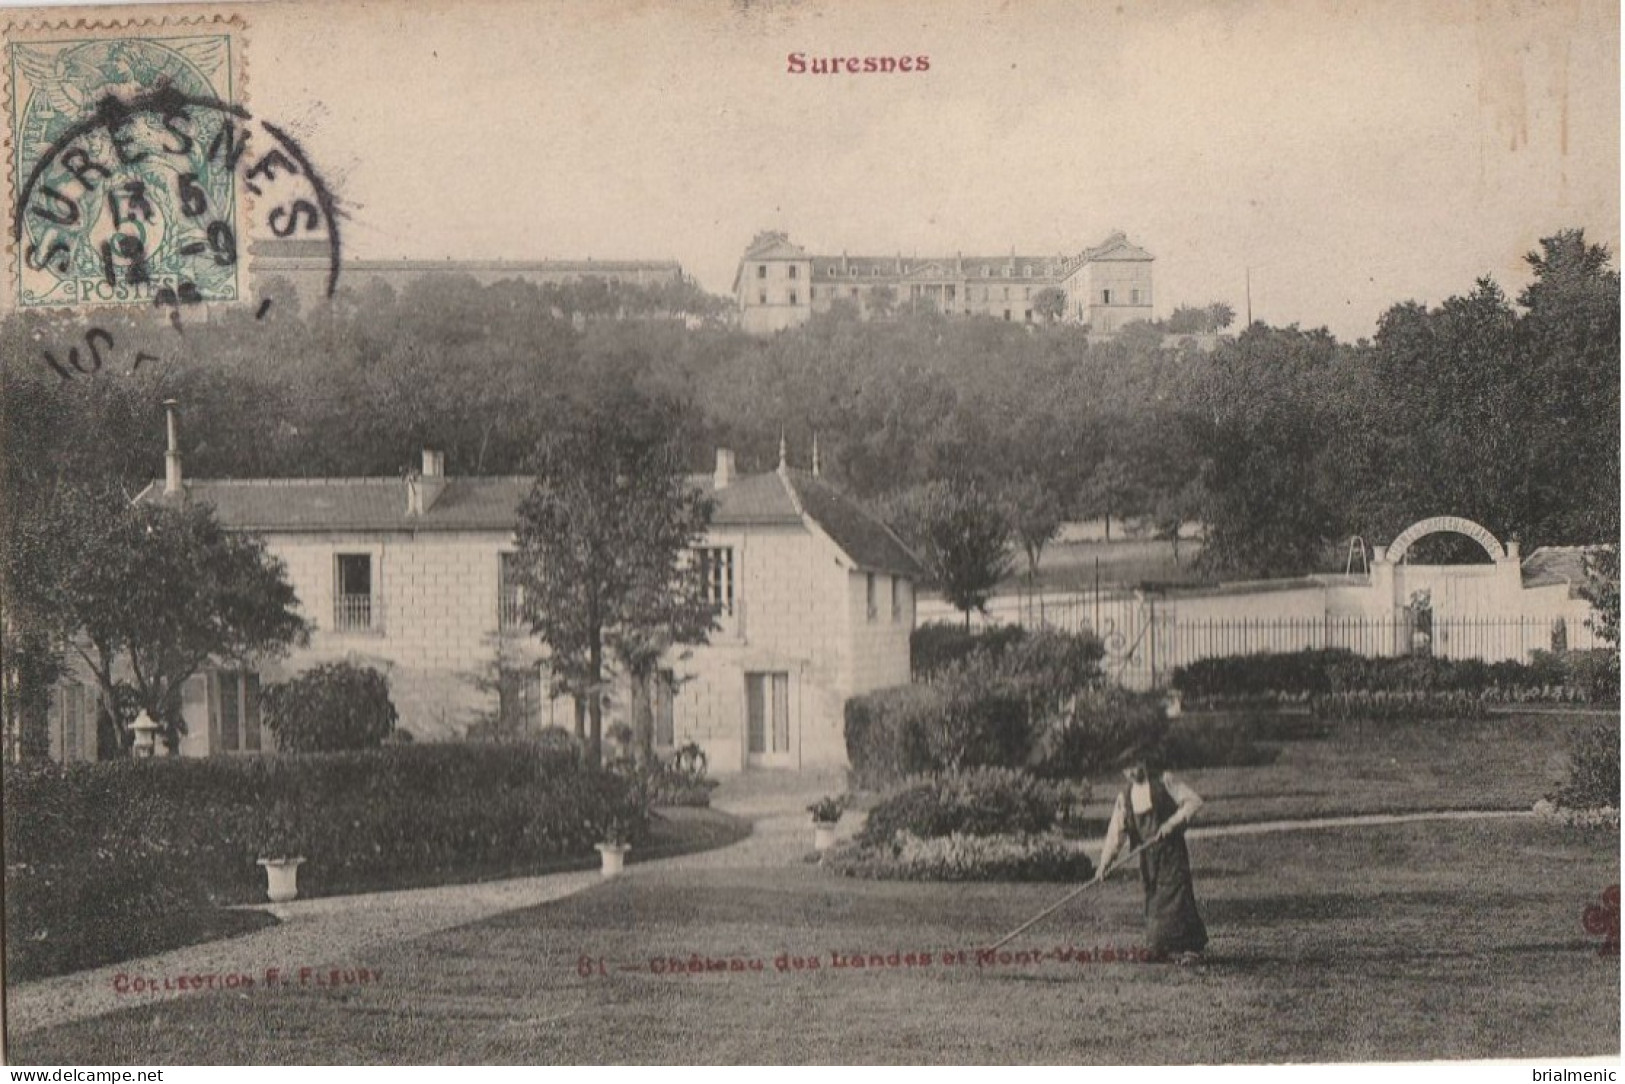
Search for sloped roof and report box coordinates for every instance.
[1521,545,1605,594]
[139,477,533,532]
[1079,231,1154,262]
[782,470,924,577]
[136,467,921,576]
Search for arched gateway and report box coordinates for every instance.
[1384,516,1507,564]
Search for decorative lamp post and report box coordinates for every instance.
[130,711,162,759]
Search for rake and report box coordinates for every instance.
[983,838,1155,953]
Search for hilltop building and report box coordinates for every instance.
[732,230,1154,334]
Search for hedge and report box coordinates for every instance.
[3,744,646,980]
[910,622,1027,681]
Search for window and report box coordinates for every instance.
[788,289,798,305]
[1023,264,1032,276]
[757,264,767,279]
[211,670,262,753]
[1025,309,1033,322]
[635,669,677,748]
[55,682,94,762]
[335,553,373,631]
[498,666,543,738]
[1003,286,1010,300]
[758,290,767,305]
[1102,289,1112,304]
[866,572,877,620]
[499,553,525,631]
[1131,289,1141,304]
[850,287,859,298]
[788,265,798,280]
[1003,309,1011,321]
[891,576,903,621]
[983,267,992,278]
[697,547,735,613]
[1023,286,1030,299]
[745,671,790,756]
[945,285,956,301]
[1004,267,1013,278]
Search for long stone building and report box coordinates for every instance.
[732,230,1154,334]
[250,239,686,305]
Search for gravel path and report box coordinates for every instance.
[2,774,1529,1040]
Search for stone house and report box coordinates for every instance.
[46,436,921,772]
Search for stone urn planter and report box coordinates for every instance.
[257,857,305,903]
[596,842,630,878]
[807,795,846,853]
[812,821,839,852]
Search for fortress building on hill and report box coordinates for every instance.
[732,230,1154,334]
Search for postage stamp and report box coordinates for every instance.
[6,17,251,308]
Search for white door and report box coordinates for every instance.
[745,672,792,768]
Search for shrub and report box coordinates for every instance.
[2,744,645,981]
[857,768,1085,846]
[911,622,1026,680]
[844,684,946,790]
[1550,723,1621,811]
[637,746,718,808]
[261,662,398,752]
[848,628,1108,788]
[1030,687,1168,778]
[825,832,1095,882]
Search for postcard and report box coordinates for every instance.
[1,0,1619,1070]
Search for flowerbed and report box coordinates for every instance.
[856,768,1087,847]
[3,744,646,981]
[824,832,1096,882]
[1172,648,1619,716]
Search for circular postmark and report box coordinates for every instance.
[13,81,340,318]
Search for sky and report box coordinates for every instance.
[10,0,1621,341]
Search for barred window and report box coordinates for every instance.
[499,552,526,631]
[697,547,735,613]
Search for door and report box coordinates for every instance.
[745,671,791,768]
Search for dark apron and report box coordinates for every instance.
[1121,778,1209,956]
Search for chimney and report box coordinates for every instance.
[713,448,736,490]
[410,449,447,514]
[163,399,182,495]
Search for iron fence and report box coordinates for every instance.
[916,590,1599,689]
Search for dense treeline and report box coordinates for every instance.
[2,230,1616,584]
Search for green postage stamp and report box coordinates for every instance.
[6,17,246,308]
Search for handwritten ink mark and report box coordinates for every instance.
[255,298,273,320]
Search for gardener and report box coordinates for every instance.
[1095,753,1209,964]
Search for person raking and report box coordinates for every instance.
[1095,753,1209,964]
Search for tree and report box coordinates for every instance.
[1032,287,1068,324]
[1206,302,1237,331]
[20,494,310,754]
[1581,546,1620,648]
[1075,456,1140,542]
[1004,474,1063,588]
[512,391,716,763]
[1152,478,1207,567]
[885,480,1014,626]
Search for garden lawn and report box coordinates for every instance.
[1074,710,1616,831]
[13,816,1616,1064]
